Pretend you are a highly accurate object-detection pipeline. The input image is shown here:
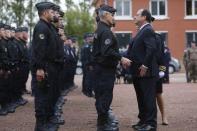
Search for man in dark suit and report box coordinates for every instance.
[127,9,158,131]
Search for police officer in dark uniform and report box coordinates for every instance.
[64,36,78,90]
[31,2,60,131]
[92,5,131,131]
[163,45,171,83]
[19,27,30,95]
[81,33,94,97]
[0,23,10,115]
[70,37,78,88]
[12,27,29,107]
[49,4,65,125]
[3,25,20,113]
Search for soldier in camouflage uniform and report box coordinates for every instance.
[184,41,197,83]
[183,46,191,83]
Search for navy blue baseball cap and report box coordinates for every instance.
[59,10,64,17]
[21,27,28,32]
[53,5,60,11]
[35,2,55,12]
[99,5,116,14]
[4,24,11,30]
[83,33,93,39]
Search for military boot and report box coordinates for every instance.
[49,115,65,125]
[46,121,59,131]
[97,115,119,131]
[34,119,48,131]
[108,109,119,125]
[0,105,8,116]
[5,103,15,113]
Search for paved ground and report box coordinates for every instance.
[0,73,197,131]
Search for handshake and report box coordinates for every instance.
[120,57,132,69]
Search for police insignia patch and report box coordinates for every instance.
[105,39,111,45]
[4,48,7,52]
[94,33,97,39]
[39,34,45,39]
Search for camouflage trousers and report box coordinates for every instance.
[188,60,197,82]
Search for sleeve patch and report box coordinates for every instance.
[39,34,45,40]
[104,39,111,45]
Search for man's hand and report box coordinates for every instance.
[121,57,132,69]
[36,69,45,81]
[139,65,148,77]
[0,69,3,76]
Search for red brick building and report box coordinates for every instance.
[92,0,197,59]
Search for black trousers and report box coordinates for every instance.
[0,74,10,105]
[10,70,21,101]
[19,63,30,93]
[33,64,60,120]
[93,65,116,117]
[133,77,157,127]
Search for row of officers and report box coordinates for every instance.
[0,2,79,131]
[31,2,79,131]
[0,24,30,115]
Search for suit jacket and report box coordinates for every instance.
[127,24,159,78]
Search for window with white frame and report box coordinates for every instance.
[186,0,197,17]
[114,0,131,19]
[150,0,167,18]
[186,32,197,47]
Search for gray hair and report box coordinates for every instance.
[98,10,108,18]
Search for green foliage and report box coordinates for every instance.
[0,0,94,44]
[64,2,94,46]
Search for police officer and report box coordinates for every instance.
[19,27,30,95]
[162,44,171,83]
[0,23,10,115]
[11,27,29,107]
[50,4,65,125]
[92,5,131,131]
[187,41,197,83]
[3,24,20,113]
[70,37,78,88]
[81,33,94,97]
[31,2,60,131]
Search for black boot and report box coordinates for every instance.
[34,119,48,131]
[46,121,59,131]
[108,110,119,125]
[0,106,8,116]
[5,103,15,113]
[18,97,28,106]
[49,115,65,125]
[97,115,119,131]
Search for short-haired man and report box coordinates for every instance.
[127,9,158,131]
[31,2,62,131]
[92,5,131,131]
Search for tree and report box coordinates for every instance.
[64,1,94,46]
[0,0,12,24]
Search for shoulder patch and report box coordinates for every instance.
[94,33,97,39]
[39,34,45,40]
[4,47,7,52]
[104,39,111,45]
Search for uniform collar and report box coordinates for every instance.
[40,18,51,27]
[99,21,111,29]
